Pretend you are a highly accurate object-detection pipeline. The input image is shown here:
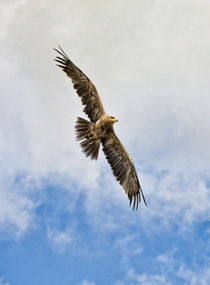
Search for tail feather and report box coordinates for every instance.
[75,117,100,160]
[75,117,92,140]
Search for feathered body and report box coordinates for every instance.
[54,46,147,210]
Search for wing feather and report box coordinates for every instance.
[54,46,106,123]
[102,134,147,210]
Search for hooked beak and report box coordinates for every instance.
[112,117,118,122]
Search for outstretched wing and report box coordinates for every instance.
[102,134,147,210]
[54,46,106,123]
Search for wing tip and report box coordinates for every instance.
[53,45,70,62]
[129,193,138,211]
[140,187,147,207]
[129,189,147,211]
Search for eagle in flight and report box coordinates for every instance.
[54,46,147,210]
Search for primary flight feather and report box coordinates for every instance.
[54,46,147,210]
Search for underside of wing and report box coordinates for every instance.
[54,46,106,123]
[102,134,147,210]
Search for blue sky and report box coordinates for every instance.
[0,0,210,284]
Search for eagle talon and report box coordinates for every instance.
[87,133,95,140]
[88,136,94,140]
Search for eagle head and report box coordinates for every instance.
[109,116,118,123]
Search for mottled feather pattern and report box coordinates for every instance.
[102,136,147,210]
[80,139,100,160]
[54,46,105,123]
[75,117,93,141]
[75,117,100,160]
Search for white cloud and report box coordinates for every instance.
[0,182,35,236]
[0,276,10,285]
[113,234,143,265]
[177,265,210,285]
[115,259,210,285]
[115,268,171,285]
[0,0,210,237]
[46,226,74,253]
[81,280,96,285]
[156,249,177,265]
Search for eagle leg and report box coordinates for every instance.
[87,133,96,140]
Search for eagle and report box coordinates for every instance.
[54,46,147,210]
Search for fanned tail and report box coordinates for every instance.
[75,117,101,160]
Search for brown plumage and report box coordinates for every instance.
[54,46,147,210]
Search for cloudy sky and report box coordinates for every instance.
[1,0,210,284]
